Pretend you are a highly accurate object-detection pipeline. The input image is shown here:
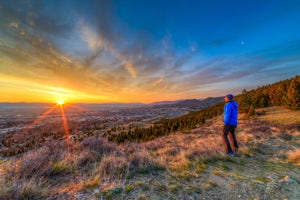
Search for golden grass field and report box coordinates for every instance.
[257,106,300,124]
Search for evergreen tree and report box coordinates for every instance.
[246,105,256,118]
[239,89,253,112]
[269,80,289,105]
[284,77,300,110]
[253,92,270,108]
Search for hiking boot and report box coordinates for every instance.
[227,152,236,157]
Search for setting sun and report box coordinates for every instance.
[57,99,64,105]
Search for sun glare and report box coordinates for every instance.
[57,99,64,105]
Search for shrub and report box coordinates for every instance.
[0,178,48,200]
[194,163,207,174]
[4,141,73,181]
[246,105,256,118]
[81,137,115,156]
[128,152,164,176]
[48,160,69,176]
[278,132,292,141]
[125,185,134,193]
[203,179,218,190]
[45,141,69,156]
[76,149,98,169]
[11,147,52,179]
[83,175,100,189]
[98,156,129,181]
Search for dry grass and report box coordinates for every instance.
[286,148,300,166]
[4,143,71,180]
[1,128,226,198]
[203,179,218,190]
[0,136,166,198]
[83,175,100,189]
[0,106,300,199]
[257,106,300,124]
[99,155,129,181]
[0,112,243,198]
[145,128,224,171]
[0,177,49,200]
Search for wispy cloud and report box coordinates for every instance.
[153,76,164,86]
[0,1,299,103]
[81,24,104,51]
[0,1,176,89]
[124,62,137,78]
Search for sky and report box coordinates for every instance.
[0,0,300,104]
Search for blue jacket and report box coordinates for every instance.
[224,101,238,126]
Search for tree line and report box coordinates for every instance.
[236,75,300,113]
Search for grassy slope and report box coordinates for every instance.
[256,106,300,124]
[119,107,300,200]
[0,106,300,200]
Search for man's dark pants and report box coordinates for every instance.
[222,124,238,153]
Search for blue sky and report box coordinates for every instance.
[0,0,300,103]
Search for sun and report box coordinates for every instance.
[57,99,64,106]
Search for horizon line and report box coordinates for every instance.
[0,97,219,105]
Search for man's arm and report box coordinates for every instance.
[224,103,232,125]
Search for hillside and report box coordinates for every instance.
[150,97,223,109]
[105,75,300,144]
[0,106,299,199]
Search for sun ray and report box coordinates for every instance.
[16,100,89,148]
[20,105,58,135]
[59,104,70,140]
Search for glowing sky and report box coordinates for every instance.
[1,0,300,103]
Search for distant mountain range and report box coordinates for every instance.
[0,97,223,111]
[150,97,223,109]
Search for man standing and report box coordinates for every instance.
[223,94,239,156]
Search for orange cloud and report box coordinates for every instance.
[125,62,137,78]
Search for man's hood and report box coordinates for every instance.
[229,101,238,109]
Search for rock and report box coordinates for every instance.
[69,135,76,140]
[74,193,85,198]
[0,157,9,162]
[282,175,294,185]
[93,189,99,194]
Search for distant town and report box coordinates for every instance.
[0,97,222,156]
